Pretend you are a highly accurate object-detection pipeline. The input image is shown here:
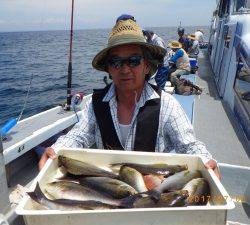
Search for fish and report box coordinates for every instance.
[111,162,188,176]
[28,183,118,210]
[182,178,210,205]
[44,181,121,206]
[133,190,189,208]
[79,177,138,199]
[143,174,164,190]
[58,155,117,178]
[119,166,148,193]
[150,170,202,200]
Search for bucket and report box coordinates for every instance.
[16,148,235,225]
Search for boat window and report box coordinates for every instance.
[234,58,250,113]
[232,0,250,13]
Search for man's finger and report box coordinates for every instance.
[46,148,56,159]
[205,159,221,180]
[38,148,56,170]
[38,153,48,171]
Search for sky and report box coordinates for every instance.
[0,0,217,32]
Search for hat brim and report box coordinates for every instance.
[92,42,166,76]
[188,36,197,41]
[168,43,182,49]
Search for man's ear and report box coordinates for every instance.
[144,60,151,74]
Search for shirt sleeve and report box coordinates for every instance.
[163,95,213,163]
[51,96,96,151]
[170,49,184,63]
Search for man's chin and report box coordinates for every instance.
[116,84,136,92]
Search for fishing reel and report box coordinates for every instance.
[69,92,84,123]
[71,92,84,108]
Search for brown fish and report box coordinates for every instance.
[58,155,117,178]
[119,166,148,193]
[111,162,188,176]
[79,177,138,199]
[133,190,189,208]
[45,181,121,206]
[182,178,210,205]
[28,183,118,210]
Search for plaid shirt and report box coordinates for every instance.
[53,82,212,162]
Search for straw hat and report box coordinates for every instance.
[187,34,197,41]
[168,41,182,49]
[92,19,166,75]
[197,29,204,33]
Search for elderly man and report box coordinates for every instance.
[39,18,219,179]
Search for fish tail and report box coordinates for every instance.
[119,191,152,208]
[119,195,136,208]
[27,182,47,203]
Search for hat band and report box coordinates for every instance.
[108,34,146,48]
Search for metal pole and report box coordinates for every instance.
[0,137,10,215]
[66,0,74,110]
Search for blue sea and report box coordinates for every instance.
[0,26,209,126]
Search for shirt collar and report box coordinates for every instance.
[102,82,160,107]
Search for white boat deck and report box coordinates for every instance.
[194,50,249,167]
[2,106,77,165]
[194,50,250,224]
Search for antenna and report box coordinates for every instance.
[66,0,75,111]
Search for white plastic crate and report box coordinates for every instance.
[16,148,235,225]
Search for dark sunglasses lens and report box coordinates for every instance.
[108,56,143,68]
[128,56,143,67]
[108,58,123,68]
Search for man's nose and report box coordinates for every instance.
[120,62,131,73]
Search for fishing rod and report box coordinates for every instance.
[65,0,75,111]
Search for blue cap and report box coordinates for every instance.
[178,27,185,34]
[116,14,136,23]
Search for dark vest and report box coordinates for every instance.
[92,84,161,152]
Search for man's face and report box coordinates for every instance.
[178,32,183,37]
[107,44,150,93]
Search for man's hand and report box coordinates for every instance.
[38,147,56,171]
[205,159,221,180]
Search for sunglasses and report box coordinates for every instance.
[107,55,144,69]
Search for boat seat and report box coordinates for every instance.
[173,73,196,123]
[173,94,195,123]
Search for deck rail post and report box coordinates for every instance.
[0,136,10,215]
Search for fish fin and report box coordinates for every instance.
[119,193,145,208]
[148,190,161,202]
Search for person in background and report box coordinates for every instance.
[142,30,169,90]
[187,34,199,58]
[177,27,190,52]
[195,29,205,44]
[39,18,220,179]
[142,30,166,49]
[168,41,190,84]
